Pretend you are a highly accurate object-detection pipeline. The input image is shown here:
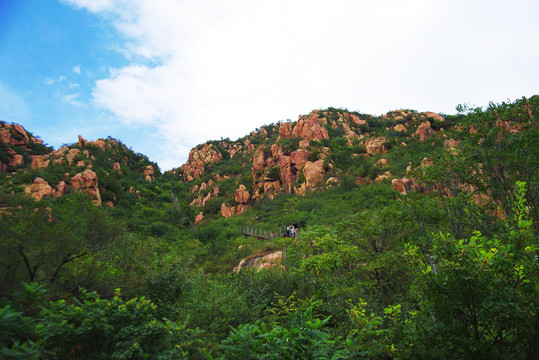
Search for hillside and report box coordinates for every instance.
[0,96,537,359]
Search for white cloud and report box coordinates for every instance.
[63,92,85,107]
[44,75,66,85]
[73,65,81,74]
[64,0,539,169]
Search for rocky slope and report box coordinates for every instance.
[172,107,452,221]
[0,122,158,207]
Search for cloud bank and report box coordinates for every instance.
[64,0,539,169]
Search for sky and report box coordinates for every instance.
[0,0,537,170]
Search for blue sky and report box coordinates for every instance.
[1,0,538,170]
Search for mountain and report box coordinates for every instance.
[166,108,454,221]
[1,106,453,221]
[1,96,538,359]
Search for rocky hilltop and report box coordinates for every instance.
[172,107,452,221]
[0,105,459,220]
[0,121,157,207]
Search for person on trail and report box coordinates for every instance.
[286,225,291,237]
[290,225,295,238]
[293,221,299,235]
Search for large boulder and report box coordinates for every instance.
[221,203,235,219]
[235,185,250,204]
[303,160,326,190]
[195,212,204,225]
[291,111,329,141]
[414,121,434,142]
[364,138,388,155]
[24,177,53,201]
[66,148,81,164]
[143,165,154,181]
[234,251,283,273]
[70,169,102,206]
[31,155,49,169]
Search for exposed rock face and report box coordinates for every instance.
[181,143,223,181]
[221,203,235,218]
[235,185,250,204]
[414,121,434,142]
[11,124,30,145]
[78,135,87,147]
[234,251,283,273]
[377,159,388,167]
[375,171,392,182]
[391,177,417,195]
[195,212,204,225]
[54,181,66,197]
[364,138,388,155]
[24,177,53,201]
[343,112,368,127]
[290,111,329,141]
[66,148,81,164]
[143,165,154,181]
[394,124,407,132]
[70,169,102,206]
[303,160,326,190]
[278,122,294,139]
[326,177,340,186]
[8,153,24,167]
[423,111,445,122]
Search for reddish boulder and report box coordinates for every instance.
[29,155,44,169]
[221,203,235,219]
[364,138,388,155]
[292,111,329,141]
[78,135,88,146]
[423,112,445,122]
[303,160,326,190]
[393,124,407,132]
[143,165,154,181]
[24,177,53,201]
[70,169,102,206]
[195,212,204,225]
[235,185,250,204]
[414,121,434,142]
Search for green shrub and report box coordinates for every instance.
[38,289,201,359]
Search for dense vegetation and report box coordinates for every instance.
[0,97,537,359]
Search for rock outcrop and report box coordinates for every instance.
[234,251,283,273]
[414,121,434,142]
[70,169,102,206]
[180,143,223,181]
[235,185,250,204]
[24,177,53,201]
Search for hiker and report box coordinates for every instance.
[290,225,295,237]
[293,221,299,235]
[285,225,291,237]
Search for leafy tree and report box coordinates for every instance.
[38,289,204,359]
[0,191,124,295]
[404,182,538,359]
[422,96,539,235]
[221,299,343,359]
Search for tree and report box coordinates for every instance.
[404,182,538,359]
[422,96,539,236]
[0,191,124,296]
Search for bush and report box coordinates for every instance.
[38,289,201,359]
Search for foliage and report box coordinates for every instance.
[404,182,538,359]
[0,191,124,295]
[38,289,204,359]
[221,299,344,359]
